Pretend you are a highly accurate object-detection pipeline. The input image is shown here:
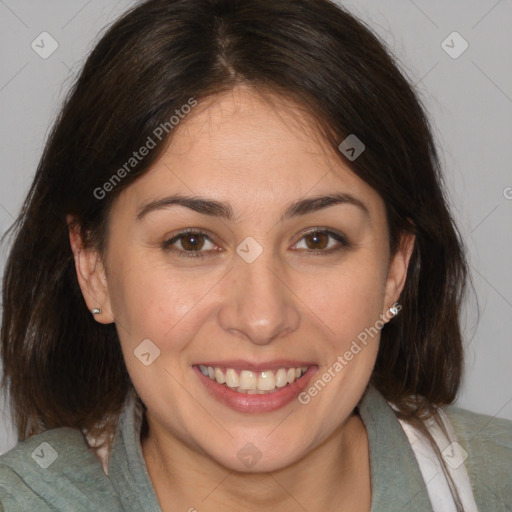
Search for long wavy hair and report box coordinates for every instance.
[1,0,468,508]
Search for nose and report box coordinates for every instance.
[217,246,301,345]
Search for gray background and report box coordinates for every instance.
[0,0,511,455]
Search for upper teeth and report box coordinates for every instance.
[199,365,308,393]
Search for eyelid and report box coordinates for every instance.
[162,229,220,258]
[290,227,349,252]
[164,228,217,244]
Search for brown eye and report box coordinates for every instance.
[304,231,329,250]
[293,229,349,254]
[162,230,217,258]
[180,233,206,251]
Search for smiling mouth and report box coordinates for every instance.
[197,365,309,394]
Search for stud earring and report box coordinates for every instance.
[92,308,101,315]
[389,305,399,317]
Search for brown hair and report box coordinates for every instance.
[1,0,468,507]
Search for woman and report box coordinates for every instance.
[0,0,510,511]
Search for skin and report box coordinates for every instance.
[69,86,414,512]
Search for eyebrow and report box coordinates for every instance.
[136,192,369,222]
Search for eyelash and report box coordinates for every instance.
[162,228,350,259]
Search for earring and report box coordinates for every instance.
[389,305,399,317]
[92,308,102,315]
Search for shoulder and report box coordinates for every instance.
[444,405,512,510]
[0,427,121,511]
[445,404,512,452]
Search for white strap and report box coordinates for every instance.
[397,409,478,512]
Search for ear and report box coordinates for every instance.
[67,215,115,324]
[383,232,415,316]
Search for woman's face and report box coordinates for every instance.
[74,86,412,472]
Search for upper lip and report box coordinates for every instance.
[195,359,315,372]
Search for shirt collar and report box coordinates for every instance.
[106,384,434,511]
[357,384,434,511]
[107,387,162,511]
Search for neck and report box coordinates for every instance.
[141,409,371,512]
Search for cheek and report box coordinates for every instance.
[108,252,221,351]
[107,259,213,406]
[295,256,387,416]
[297,255,388,341]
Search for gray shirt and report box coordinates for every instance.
[0,384,511,511]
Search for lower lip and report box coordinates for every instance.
[194,366,317,413]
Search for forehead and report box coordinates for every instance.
[116,86,385,221]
